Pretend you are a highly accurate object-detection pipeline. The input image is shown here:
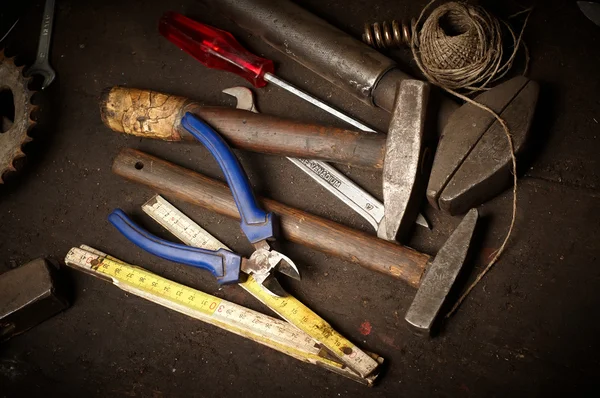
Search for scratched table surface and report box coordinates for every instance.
[1,0,599,396]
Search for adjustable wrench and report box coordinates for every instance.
[26,0,56,89]
[223,87,430,231]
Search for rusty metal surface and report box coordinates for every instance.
[377,79,430,241]
[405,209,478,333]
[0,51,34,183]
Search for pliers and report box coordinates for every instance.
[107,113,301,296]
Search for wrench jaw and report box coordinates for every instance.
[222,87,257,112]
[25,63,56,90]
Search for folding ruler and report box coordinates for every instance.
[65,195,383,385]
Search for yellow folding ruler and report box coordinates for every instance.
[65,195,382,385]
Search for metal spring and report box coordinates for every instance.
[362,19,414,49]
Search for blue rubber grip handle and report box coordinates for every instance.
[181,112,274,243]
[108,209,241,285]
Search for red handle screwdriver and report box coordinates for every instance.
[159,12,376,133]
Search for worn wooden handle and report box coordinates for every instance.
[112,148,429,288]
[101,87,386,169]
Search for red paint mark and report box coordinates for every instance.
[359,321,372,336]
[458,382,470,393]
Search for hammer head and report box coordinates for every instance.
[405,208,478,333]
[427,76,539,215]
[377,80,431,241]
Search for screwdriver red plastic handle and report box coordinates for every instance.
[159,12,274,87]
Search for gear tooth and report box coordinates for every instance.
[1,53,33,184]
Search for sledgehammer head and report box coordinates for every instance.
[427,76,539,215]
[405,208,478,333]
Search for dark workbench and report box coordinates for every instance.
[1,0,599,396]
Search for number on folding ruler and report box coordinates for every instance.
[143,195,227,251]
[75,249,222,315]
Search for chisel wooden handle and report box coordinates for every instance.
[112,148,429,288]
[101,87,385,169]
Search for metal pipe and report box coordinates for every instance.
[205,0,399,105]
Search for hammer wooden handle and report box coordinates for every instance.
[101,87,385,169]
[112,149,430,288]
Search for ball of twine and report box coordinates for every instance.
[411,1,526,94]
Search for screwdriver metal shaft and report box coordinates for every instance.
[263,73,377,132]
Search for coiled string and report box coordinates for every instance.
[408,1,532,317]
[412,1,529,93]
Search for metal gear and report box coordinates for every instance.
[0,50,35,184]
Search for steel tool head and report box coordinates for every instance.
[1,258,69,342]
[426,76,539,215]
[242,240,301,296]
[377,79,430,241]
[222,86,258,112]
[405,208,478,333]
